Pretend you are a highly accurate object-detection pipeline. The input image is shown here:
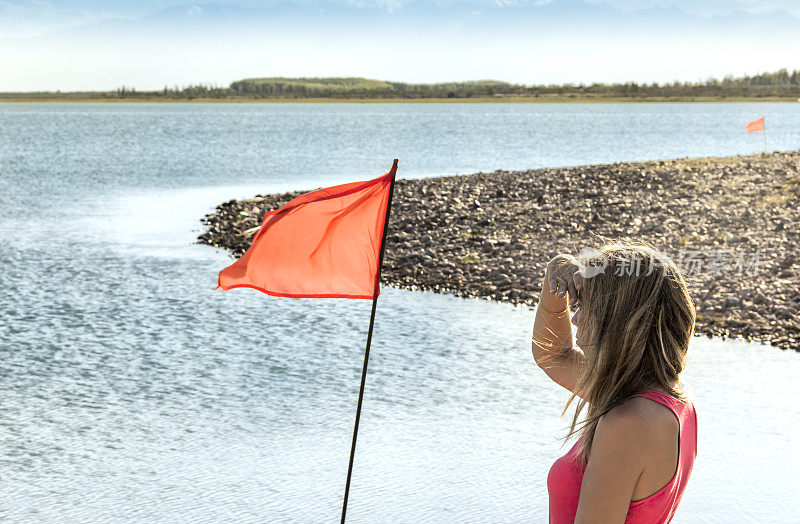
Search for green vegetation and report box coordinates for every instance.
[459,255,484,265]
[229,77,512,98]
[4,69,800,102]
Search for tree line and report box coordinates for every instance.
[4,69,800,100]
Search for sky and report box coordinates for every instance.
[1,0,798,91]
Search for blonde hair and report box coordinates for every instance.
[564,237,696,462]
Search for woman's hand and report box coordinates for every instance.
[546,254,584,306]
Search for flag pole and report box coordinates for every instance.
[341,159,398,524]
[763,117,767,151]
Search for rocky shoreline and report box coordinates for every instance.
[199,151,800,352]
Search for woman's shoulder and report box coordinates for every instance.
[623,395,680,423]
[596,396,679,452]
[587,399,670,473]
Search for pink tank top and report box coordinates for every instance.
[547,389,697,523]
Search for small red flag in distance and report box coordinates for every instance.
[217,161,397,299]
[746,117,765,133]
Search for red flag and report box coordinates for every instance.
[746,117,765,133]
[217,161,397,299]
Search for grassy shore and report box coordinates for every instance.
[2,96,799,103]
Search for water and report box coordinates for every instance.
[1,102,799,522]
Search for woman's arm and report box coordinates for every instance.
[531,256,587,396]
[573,406,648,524]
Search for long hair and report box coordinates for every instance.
[564,237,696,462]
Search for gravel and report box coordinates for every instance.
[198,150,800,352]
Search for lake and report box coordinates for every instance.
[1,102,799,522]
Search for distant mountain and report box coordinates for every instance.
[20,0,800,41]
[3,0,799,91]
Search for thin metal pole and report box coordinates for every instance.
[763,119,767,152]
[341,160,397,524]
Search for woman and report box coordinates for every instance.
[531,239,698,524]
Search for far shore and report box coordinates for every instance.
[2,96,799,104]
[199,150,800,352]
